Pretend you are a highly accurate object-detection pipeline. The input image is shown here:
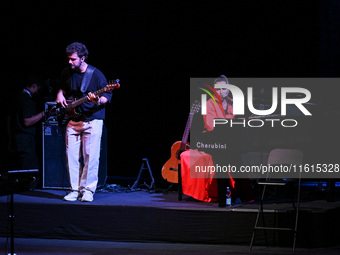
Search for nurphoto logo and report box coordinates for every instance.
[200,83,312,128]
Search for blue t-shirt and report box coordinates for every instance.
[60,65,112,121]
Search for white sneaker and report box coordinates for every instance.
[63,191,79,201]
[81,190,94,202]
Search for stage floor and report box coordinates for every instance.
[1,187,339,212]
[1,238,340,255]
[0,188,340,250]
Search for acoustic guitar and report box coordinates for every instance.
[161,101,200,183]
[56,81,120,125]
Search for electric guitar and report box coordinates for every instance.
[161,101,200,183]
[56,81,120,125]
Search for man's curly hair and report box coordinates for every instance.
[66,42,89,59]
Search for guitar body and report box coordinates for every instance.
[161,101,200,183]
[161,141,190,183]
[56,105,81,125]
[55,81,120,125]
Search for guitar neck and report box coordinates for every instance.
[180,112,194,151]
[68,87,109,109]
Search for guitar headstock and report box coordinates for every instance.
[190,100,201,114]
[106,79,120,91]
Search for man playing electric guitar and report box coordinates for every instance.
[56,42,114,202]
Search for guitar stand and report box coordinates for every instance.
[127,158,155,193]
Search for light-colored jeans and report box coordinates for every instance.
[65,119,103,193]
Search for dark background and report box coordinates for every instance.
[2,1,340,184]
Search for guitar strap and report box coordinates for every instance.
[80,65,96,93]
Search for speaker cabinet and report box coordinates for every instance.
[42,123,107,189]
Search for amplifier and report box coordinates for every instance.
[42,123,107,189]
[44,102,58,124]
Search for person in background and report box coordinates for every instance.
[203,75,234,132]
[8,76,45,171]
[202,75,253,206]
